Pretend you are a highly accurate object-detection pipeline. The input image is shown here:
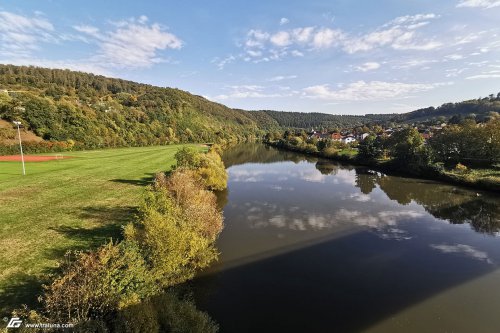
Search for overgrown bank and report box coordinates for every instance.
[11,146,227,332]
[266,119,500,192]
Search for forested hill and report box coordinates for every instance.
[255,110,375,130]
[258,95,500,130]
[389,95,500,123]
[0,64,278,150]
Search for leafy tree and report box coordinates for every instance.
[358,135,381,159]
[388,128,429,168]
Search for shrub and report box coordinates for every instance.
[174,147,202,169]
[454,163,468,174]
[304,143,318,153]
[174,147,227,190]
[322,147,338,157]
[196,151,228,190]
[42,241,156,323]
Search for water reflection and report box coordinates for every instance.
[352,167,500,234]
[197,144,500,333]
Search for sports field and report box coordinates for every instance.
[0,145,193,314]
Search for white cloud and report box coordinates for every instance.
[466,73,500,79]
[457,0,500,8]
[445,54,465,60]
[270,31,291,46]
[303,80,449,101]
[242,26,344,61]
[392,59,439,69]
[279,17,289,25]
[355,62,381,72]
[343,14,441,53]
[292,27,315,43]
[73,25,100,37]
[430,244,492,263]
[267,75,298,82]
[445,67,469,77]
[211,84,297,101]
[0,11,56,58]
[311,28,345,48]
[74,16,183,68]
[240,13,440,63]
[347,193,372,202]
[212,54,236,70]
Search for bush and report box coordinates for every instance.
[454,163,468,174]
[42,241,156,323]
[174,147,227,190]
[322,147,339,157]
[125,173,221,288]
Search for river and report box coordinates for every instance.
[191,143,500,333]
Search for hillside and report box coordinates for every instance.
[256,110,373,130]
[257,96,500,130]
[389,96,500,123]
[1,65,499,153]
[0,65,273,152]
[0,119,43,145]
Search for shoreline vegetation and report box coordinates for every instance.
[12,145,227,333]
[264,120,500,193]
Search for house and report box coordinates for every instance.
[342,136,356,144]
[358,133,370,141]
[330,132,342,141]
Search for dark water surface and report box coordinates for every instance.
[194,144,500,333]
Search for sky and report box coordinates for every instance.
[0,0,499,115]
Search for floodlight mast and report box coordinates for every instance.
[13,121,25,176]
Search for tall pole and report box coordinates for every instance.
[14,122,26,175]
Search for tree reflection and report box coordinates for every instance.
[354,168,380,195]
[222,143,307,167]
[373,174,500,234]
[315,161,339,175]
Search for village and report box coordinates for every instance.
[306,121,449,144]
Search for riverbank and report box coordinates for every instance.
[266,141,500,193]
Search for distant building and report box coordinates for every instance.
[342,136,356,144]
[358,133,369,141]
[330,132,342,141]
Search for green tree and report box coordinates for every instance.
[388,128,429,168]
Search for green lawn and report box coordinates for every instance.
[0,145,193,314]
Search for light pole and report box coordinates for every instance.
[13,121,25,175]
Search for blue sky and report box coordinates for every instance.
[0,0,499,114]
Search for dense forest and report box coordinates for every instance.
[0,65,278,152]
[255,110,373,130]
[391,94,500,123]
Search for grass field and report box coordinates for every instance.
[0,145,194,314]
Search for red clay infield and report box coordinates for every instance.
[0,155,74,162]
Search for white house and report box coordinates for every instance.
[342,136,356,144]
[359,133,369,140]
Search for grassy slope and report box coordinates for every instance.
[0,145,193,314]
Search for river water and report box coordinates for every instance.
[193,143,500,333]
